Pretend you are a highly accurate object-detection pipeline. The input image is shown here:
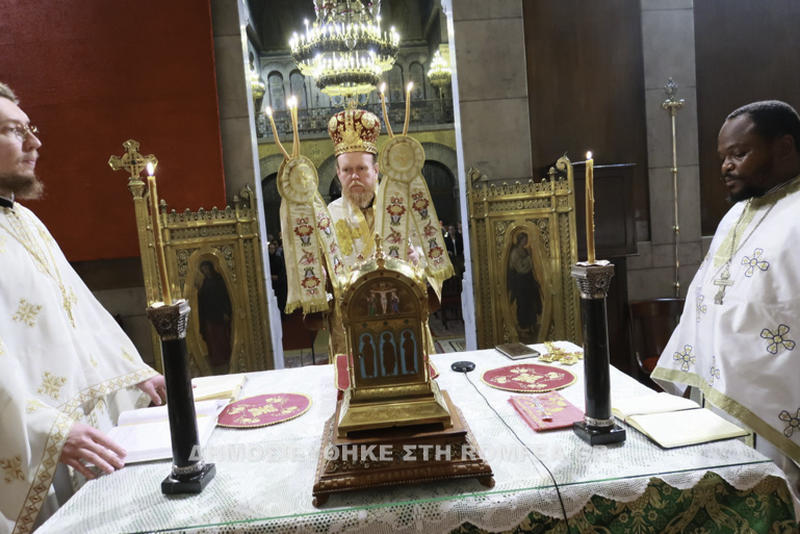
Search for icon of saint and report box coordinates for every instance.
[507,232,543,342]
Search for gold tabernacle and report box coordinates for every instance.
[312,238,493,504]
[336,237,450,436]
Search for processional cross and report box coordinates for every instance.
[108,139,158,180]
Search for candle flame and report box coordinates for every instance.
[406,82,414,93]
[379,82,386,94]
[287,95,297,109]
[265,106,273,117]
[586,151,593,160]
[146,162,155,176]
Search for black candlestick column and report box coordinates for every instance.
[570,261,626,445]
[147,299,216,493]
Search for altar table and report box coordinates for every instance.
[38,344,798,533]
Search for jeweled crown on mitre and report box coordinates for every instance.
[327,105,381,156]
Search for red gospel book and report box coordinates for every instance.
[509,391,584,431]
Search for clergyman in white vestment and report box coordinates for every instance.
[0,82,166,534]
[652,100,800,504]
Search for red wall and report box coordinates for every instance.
[0,1,226,261]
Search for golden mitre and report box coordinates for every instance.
[336,237,452,436]
[327,104,381,156]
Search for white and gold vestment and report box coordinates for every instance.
[274,102,453,359]
[652,176,800,490]
[0,204,156,534]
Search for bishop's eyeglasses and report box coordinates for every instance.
[1,122,40,142]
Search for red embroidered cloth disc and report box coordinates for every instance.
[217,393,311,428]
[481,363,576,393]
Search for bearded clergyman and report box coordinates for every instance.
[0,81,165,534]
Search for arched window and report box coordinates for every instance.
[289,70,308,109]
[388,64,404,102]
[408,62,426,100]
[268,71,285,110]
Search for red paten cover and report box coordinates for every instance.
[217,393,311,428]
[481,363,576,393]
[334,353,438,390]
[509,392,584,431]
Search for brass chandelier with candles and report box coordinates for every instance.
[426,48,451,89]
[289,0,400,98]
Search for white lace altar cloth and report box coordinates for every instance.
[38,343,788,534]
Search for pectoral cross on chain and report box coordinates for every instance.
[713,268,734,305]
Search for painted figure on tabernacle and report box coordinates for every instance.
[400,329,418,375]
[358,333,377,379]
[380,331,398,376]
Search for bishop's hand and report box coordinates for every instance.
[60,422,126,479]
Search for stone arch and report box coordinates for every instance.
[289,69,308,109]
[388,64,405,102]
[422,142,457,173]
[259,153,285,180]
[421,142,459,224]
[421,160,456,226]
[267,71,286,110]
[408,61,426,100]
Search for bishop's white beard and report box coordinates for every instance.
[0,172,44,200]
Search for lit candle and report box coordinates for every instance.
[585,151,596,264]
[147,162,172,304]
[287,95,299,157]
[402,81,413,135]
[265,107,290,159]
[379,82,394,137]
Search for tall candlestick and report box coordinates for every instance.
[265,107,290,160]
[379,82,394,137]
[402,82,413,136]
[287,95,299,157]
[585,151,596,264]
[147,163,172,304]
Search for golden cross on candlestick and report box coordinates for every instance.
[108,139,158,180]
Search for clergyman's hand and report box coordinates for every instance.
[60,422,126,479]
[137,375,166,406]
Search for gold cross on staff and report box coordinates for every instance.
[107,139,158,179]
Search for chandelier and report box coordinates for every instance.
[426,48,451,89]
[289,0,400,98]
[249,68,265,101]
